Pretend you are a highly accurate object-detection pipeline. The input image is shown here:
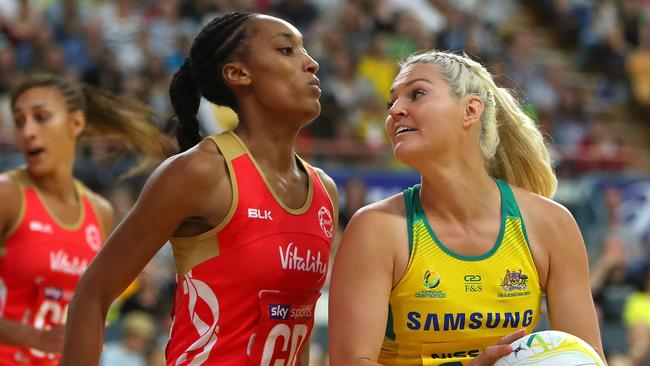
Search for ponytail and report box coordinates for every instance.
[169,60,201,152]
[80,85,176,175]
[169,12,256,152]
[401,51,557,198]
[489,87,557,198]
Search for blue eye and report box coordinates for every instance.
[412,90,425,99]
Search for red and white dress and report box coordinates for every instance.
[166,131,334,366]
[0,169,103,365]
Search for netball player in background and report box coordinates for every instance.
[0,74,171,365]
[329,50,605,365]
[62,12,338,366]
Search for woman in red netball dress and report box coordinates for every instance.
[0,74,170,365]
[62,13,338,366]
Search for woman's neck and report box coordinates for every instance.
[418,163,498,224]
[234,124,300,173]
[28,168,77,204]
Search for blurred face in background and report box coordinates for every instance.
[12,86,84,176]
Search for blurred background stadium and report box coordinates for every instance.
[1,0,649,365]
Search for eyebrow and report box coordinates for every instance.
[270,32,296,41]
[390,78,434,95]
[13,103,47,113]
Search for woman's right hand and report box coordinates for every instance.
[467,329,526,366]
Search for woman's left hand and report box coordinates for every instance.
[467,329,526,366]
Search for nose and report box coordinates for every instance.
[18,118,37,140]
[388,100,407,121]
[304,53,319,74]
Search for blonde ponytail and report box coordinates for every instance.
[489,87,556,198]
[401,51,557,198]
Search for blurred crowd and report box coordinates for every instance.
[1,0,649,365]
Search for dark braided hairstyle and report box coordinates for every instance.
[10,73,174,174]
[169,12,257,152]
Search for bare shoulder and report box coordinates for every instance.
[311,166,337,197]
[140,139,231,209]
[347,192,406,233]
[335,192,408,286]
[0,172,20,198]
[359,192,405,216]
[137,139,232,220]
[82,187,114,236]
[0,172,22,236]
[510,185,576,234]
[153,139,228,189]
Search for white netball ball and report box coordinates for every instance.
[494,330,605,365]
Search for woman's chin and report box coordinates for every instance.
[393,144,420,164]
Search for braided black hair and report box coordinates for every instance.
[169,12,256,152]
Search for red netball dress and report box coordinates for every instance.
[166,131,334,366]
[0,169,103,365]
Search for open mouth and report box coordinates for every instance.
[27,147,45,157]
[396,126,417,135]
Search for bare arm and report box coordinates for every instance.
[0,318,63,352]
[62,145,230,365]
[329,204,398,366]
[531,199,606,361]
[0,174,20,245]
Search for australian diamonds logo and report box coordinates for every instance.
[423,269,440,289]
[415,269,446,299]
[498,269,531,298]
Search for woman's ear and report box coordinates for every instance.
[222,62,251,86]
[70,110,86,138]
[462,95,485,129]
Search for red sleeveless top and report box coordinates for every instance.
[166,131,334,366]
[0,169,103,365]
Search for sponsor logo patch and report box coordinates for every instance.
[248,208,273,221]
[268,304,313,321]
[464,274,483,293]
[498,269,531,298]
[318,206,333,238]
[415,269,446,299]
[85,224,101,252]
[29,221,53,234]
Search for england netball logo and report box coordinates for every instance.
[318,206,333,238]
[85,224,101,252]
[175,271,220,366]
